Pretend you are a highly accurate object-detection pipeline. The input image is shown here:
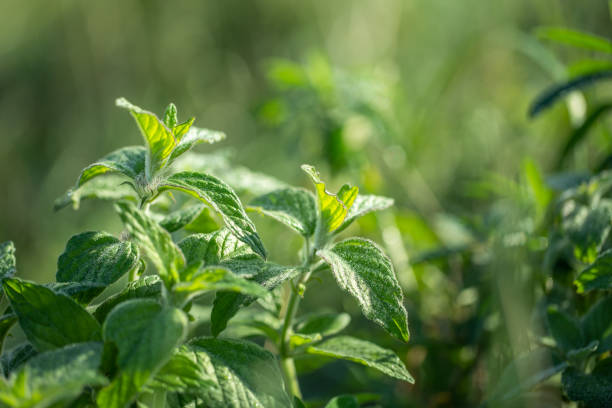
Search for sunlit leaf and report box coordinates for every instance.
[76,146,146,187]
[575,249,612,292]
[536,27,612,54]
[249,188,317,237]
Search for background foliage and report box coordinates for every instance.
[2,0,612,406]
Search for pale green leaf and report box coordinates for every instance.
[537,27,612,54]
[184,206,220,233]
[54,175,138,211]
[116,98,177,177]
[547,306,584,353]
[318,238,410,342]
[97,299,187,408]
[562,358,612,408]
[115,201,185,287]
[76,146,146,187]
[161,172,266,259]
[290,333,321,347]
[575,249,612,292]
[336,194,394,233]
[163,103,178,129]
[56,231,139,287]
[93,275,163,323]
[173,118,195,141]
[295,312,351,337]
[305,336,414,383]
[210,264,300,336]
[167,127,226,166]
[0,241,16,279]
[159,204,206,233]
[185,337,292,408]
[248,188,317,236]
[3,278,102,351]
[149,346,214,395]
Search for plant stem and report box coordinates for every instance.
[278,240,314,399]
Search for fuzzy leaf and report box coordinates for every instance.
[295,312,351,337]
[210,264,300,336]
[562,358,612,408]
[93,275,163,323]
[547,306,585,353]
[47,281,106,305]
[0,342,107,408]
[565,202,612,263]
[575,249,612,292]
[116,98,177,177]
[0,241,16,279]
[149,346,215,395]
[173,118,195,141]
[54,175,138,211]
[163,103,178,129]
[318,238,410,342]
[161,172,266,259]
[167,127,226,166]
[306,336,414,383]
[248,188,317,236]
[97,299,187,408]
[3,279,102,351]
[178,229,256,268]
[115,201,185,287]
[0,314,17,354]
[302,165,355,234]
[1,344,37,377]
[336,195,394,233]
[159,204,206,233]
[76,146,146,187]
[56,231,139,288]
[185,337,292,408]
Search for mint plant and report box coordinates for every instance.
[0,98,413,408]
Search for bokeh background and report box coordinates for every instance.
[1,0,611,406]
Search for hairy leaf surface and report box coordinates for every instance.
[0,241,16,279]
[336,194,394,233]
[318,238,410,342]
[76,146,146,187]
[93,276,163,322]
[295,312,351,337]
[167,127,226,166]
[249,188,317,236]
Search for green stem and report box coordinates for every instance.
[278,240,315,399]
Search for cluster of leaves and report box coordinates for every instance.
[0,99,413,407]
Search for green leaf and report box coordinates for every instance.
[0,342,107,408]
[318,238,410,342]
[546,306,584,353]
[47,281,107,305]
[485,348,568,403]
[575,249,612,292]
[305,336,414,383]
[581,296,612,353]
[76,146,146,187]
[185,337,292,408]
[3,278,102,351]
[116,98,177,178]
[54,175,138,211]
[93,275,163,323]
[115,201,185,287]
[529,70,612,117]
[0,314,17,354]
[295,312,351,337]
[161,172,266,259]
[0,241,16,279]
[301,165,356,235]
[248,188,317,236]
[210,264,300,336]
[565,202,612,263]
[178,229,257,268]
[159,204,206,232]
[163,103,178,129]
[335,194,394,233]
[173,118,195,141]
[149,346,214,395]
[172,266,268,306]
[536,27,612,54]
[56,231,139,288]
[167,127,226,166]
[325,395,359,408]
[96,299,187,408]
[562,358,612,408]
[1,344,37,377]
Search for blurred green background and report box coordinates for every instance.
[1,0,611,406]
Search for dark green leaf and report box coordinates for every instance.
[529,70,612,117]
[562,358,612,408]
[159,204,206,232]
[56,231,139,287]
[546,306,584,353]
[3,278,102,351]
[76,146,146,187]
[97,299,187,408]
[0,314,17,355]
[47,282,106,305]
[248,188,317,236]
[0,241,16,279]
[185,337,292,408]
[325,395,359,408]
[305,336,414,383]
[210,264,300,336]
[581,296,612,353]
[178,229,257,268]
[536,27,612,54]
[575,249,612,292]
[295,312,351,337]
[1,344,37,376]
[318,238,410,342]
[161,172,266,259]
[93,275,163,322]
[565,202,612,263]
[115,201,185,287]
[149,346,214,395]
